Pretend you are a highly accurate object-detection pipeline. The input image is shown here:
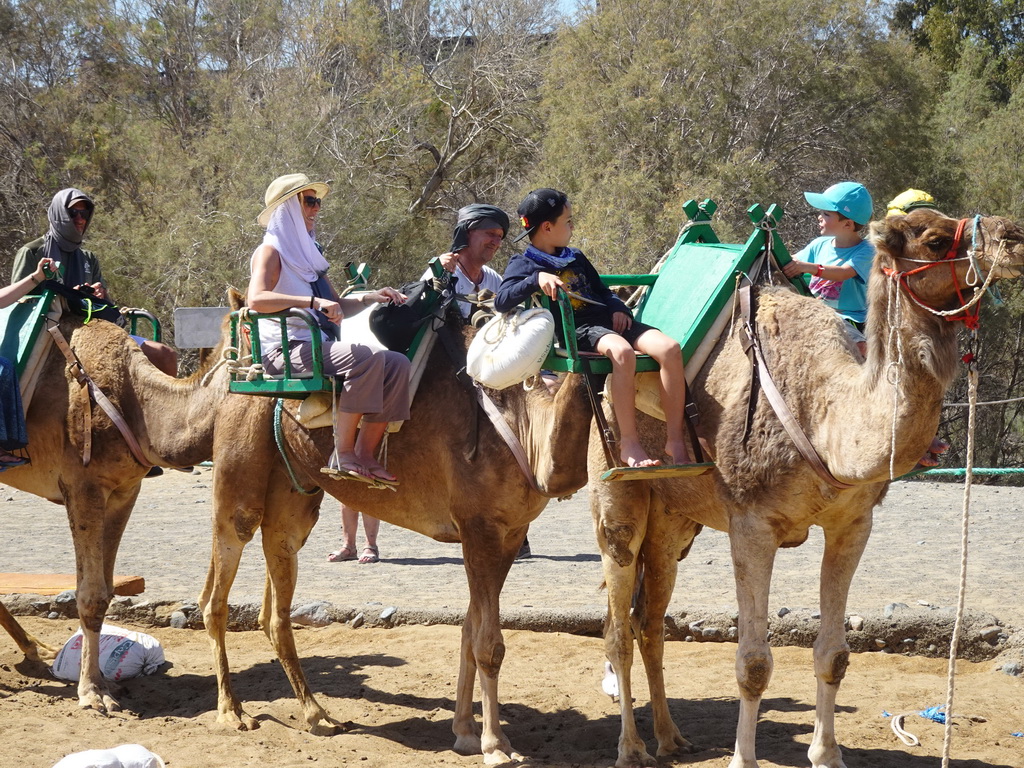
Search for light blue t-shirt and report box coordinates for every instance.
[795,236,874,324]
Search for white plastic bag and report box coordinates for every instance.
[52,624,165,682]
[52,744,165,768]
[466,308,554,390]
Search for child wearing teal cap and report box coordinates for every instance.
[782,181,874,355]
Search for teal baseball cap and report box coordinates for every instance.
[804,181,873,225]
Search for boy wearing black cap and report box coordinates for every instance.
[495,189,693,468]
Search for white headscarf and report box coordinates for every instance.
[260,196,329,282]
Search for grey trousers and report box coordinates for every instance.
[265,341,411,423]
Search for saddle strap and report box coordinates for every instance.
[46,325,153,469]
[736,285,853,491]
[474,383,544,495]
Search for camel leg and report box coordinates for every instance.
[807,514,871,768]
[65,480,139,713]
[634,507,701,760]
[0,600,58,661]
[452,519,521,764]
[199,480,263,732]
[258,486,342,736]
[592,481,656,768]
[728,515,779,768]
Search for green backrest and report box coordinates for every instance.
[0,290,57,377]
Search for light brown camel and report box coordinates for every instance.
[591,210,1024,768]
[1,313,227,711]
[199,306,592,765]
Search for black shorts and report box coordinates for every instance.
[576,319,657,353]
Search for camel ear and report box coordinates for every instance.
[870,215,910,260]
[227,287,245,310]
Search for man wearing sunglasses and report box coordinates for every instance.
[12,188,179,378]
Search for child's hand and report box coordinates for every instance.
[31,257,56,284]
[782,260,812,278]
[612,311,632,333]
[537,272,565,300]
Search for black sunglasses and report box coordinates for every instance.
[301,195,322,208]
[68,208,92,221]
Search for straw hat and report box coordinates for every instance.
[258,173,330,227]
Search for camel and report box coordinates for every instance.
[591,209,1024,768]
[1,312,228,711]
[199,302,593,764]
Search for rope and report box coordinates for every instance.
[200,346,264,387]
[885,278,907,481]
[273,399,319,496]
[941,363,978,768]
[891,713,921,747]
[944,393,1024,407]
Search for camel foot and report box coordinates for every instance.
[483,748,524,765]
[26,641,59,663]
[309,715,348,737]
[217,709,260,732]
[615,749,657,768]
[78,690,120,715]
[453,732,482,756]
[726,756,758,768]
[656,730,697,757]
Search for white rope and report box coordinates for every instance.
[944,393,1024,407]
[200,346,264,387]
[890,713,921,747]
[941,364,977,768]
[885,279,906,481]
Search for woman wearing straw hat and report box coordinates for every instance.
[247,173,410,486]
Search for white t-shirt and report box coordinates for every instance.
[422,263,502,318]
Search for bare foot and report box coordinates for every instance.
[620,439,661,468]
[665,440,693,465]
[358,456,398,483]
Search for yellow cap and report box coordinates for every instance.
[886,188,936,217]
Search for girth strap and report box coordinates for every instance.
[736,284,853,491]
[46,324,153,469]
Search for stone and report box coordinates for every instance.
[883,602,909,618]
[47,612,58,620]
[701,627,722,641]
[777,607,791,618]
[380,606,397,621]
[351,612,365,629]
[169,611,188,629]
[1000,661,1022,677]
[810,612,821,620]
[978,625,1002,643]
[55,590,76,605]
[874,638,887,649]
[291,602,333,628]
[726,627,738,640]
[848,615,865,632]
[30,601,49,612]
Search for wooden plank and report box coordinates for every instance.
[0,573,145,596]
[601,462,715,482]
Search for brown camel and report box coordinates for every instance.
[199,307,592,764]
[591,209,1024,768]
[1,313,227,711]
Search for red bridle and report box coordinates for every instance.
[881,218,982,330]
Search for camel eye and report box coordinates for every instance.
[924,236,951,253]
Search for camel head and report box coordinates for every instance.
[871,209,1024,314]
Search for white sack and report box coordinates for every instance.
[52,624,165,682]
[467,308,554,390]
[52,744,165,768]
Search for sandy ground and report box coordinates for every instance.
[1,471,1023,766]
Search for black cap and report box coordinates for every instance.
[514,188,568,243]
[450,204,510,252]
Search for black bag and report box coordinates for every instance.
[369,277,456,354]
[41,279,124,325]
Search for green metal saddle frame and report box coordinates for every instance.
[227,259,446,398]
[541,198,805,376]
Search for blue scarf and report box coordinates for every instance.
[524,244,578,269]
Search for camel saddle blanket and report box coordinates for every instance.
[296,324,438,433]
[0,289,62,411]
[608,243,766,421]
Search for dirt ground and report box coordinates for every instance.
[2,471,1023,767]
[2,618,1022,768]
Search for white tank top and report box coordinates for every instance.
[250,249,327,355]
